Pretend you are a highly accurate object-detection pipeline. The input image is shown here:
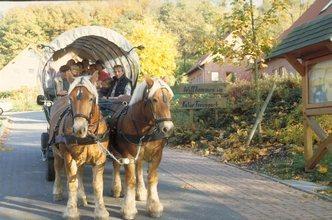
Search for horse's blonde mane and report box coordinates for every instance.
[129,78,174,106]
[68,76,99,103]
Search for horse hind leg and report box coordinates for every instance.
[77,166,88,207]
[53,150,64,201]
[146,157,163,218]
[136,159,147,201]
[93,163,109,220]
[112,160,123,198]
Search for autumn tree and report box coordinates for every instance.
[0,1,179,82]
[157,0,225,76]
[210,0,288,137]
[125,17,178,82]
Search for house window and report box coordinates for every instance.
[211,72,219,81]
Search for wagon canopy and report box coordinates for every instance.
[40,26,140,90]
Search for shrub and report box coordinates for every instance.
[0,87,40,112]
[170,75,331,184]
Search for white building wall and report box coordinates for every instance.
[0,48,42,92]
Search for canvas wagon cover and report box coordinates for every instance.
[39,26,140,92]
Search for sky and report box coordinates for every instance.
[0,0,265,17]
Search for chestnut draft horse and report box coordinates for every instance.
[50,72,110,220]
[109,77,174,220]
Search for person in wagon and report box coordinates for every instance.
[95,60,111,96]
[54,65,71,97]
[81,59,90,76]
[107,64,132,101]
[89,63,97,75]
[66,59,76,67]
[76,62,84,75]
[70,64,81,77]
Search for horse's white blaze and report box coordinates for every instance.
[68,76,99,103]
[73,117,88,137]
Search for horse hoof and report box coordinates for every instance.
[63,212,79,220]
[149,211,163,218]
[147,201,163,218]
[121,208,137,220]
[53,193,63,201]
[78,197,88,207]
[64,207,79,220]
[136,188,147,201]
[111,189,123,198]
[95,208,109,220]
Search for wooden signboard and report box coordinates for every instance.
[301,56,332,170]
[173,83,227,94]
[179,97,226,109]
[172,82,229,127]
[307,59,332,109]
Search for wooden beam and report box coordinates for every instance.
[305,116,328,141]
[306,107,332,116]
[285,54,305,76]
[303,118,313,171]
[306,135,332,170]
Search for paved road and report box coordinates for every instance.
[0,112,331,220]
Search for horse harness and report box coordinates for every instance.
[52,105,109,146]
[52,83,109,147]
[115,84,172,146]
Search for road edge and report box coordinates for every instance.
[0,115,12,150]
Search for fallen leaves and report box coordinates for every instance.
[317,164,328,174]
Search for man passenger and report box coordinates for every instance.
[107,64,132,101]
[70,65,80,77]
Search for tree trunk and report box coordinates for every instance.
[250,0,262,140]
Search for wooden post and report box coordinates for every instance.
[189,94,194,129]
[302,72,313,171]
[304,119,313,170]
[246,82,276,146]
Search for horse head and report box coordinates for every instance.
[130,77,174,137]
[68,71,99,138]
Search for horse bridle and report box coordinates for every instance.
[69,85,96,122]
[142,86,172,128]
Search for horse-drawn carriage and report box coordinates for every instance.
[37,26,141,181]
[36,26,173,219]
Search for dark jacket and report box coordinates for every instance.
[108,75,132,97]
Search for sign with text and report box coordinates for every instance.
[173,83,227,94]
[179,98,226,109]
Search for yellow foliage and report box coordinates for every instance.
[317,164,328,174]
[126,18,178,82]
